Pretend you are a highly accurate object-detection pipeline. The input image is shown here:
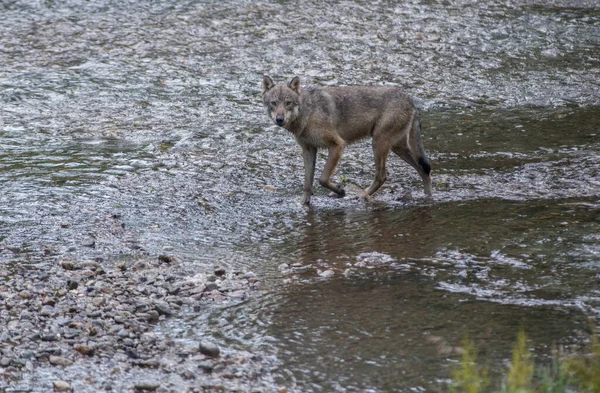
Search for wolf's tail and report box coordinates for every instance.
[412,111,431,176]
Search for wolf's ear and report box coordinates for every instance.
[288,76,301,94]
[262,75,275,94]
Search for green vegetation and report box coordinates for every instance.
[450,328,600,393]
[451,337,489,393]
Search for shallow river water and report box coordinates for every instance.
[1,0,599,392]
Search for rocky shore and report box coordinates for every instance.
[0,252,273,392]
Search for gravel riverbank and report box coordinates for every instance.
[0,250,273,392]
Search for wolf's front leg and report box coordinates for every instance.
[319,142,345,197]
[300,144,317,205]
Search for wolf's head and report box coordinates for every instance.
[262,75,301,128]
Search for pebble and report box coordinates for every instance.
[214,266,226,276]
[153,300,172,316]
[73,344,95,356]
[49,356,73,366]
[40,305,57,317]
[158,255,175,263]
[53,381,72,392]
[135,382,161,391]
[81,238,96,247]
[199,340,220,357]
[60,260,77,270]
[67,279,79,290]
[198,360,214,372]
[319,270,335,278]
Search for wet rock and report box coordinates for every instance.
[158,255,175,263]
[53,381,72,392]
[81,238,96,248]
[82,260,101,270]
[91,296,106,307]
[60,260,77,271]
[133,359,160,368]
[42,333,61,342]
[153,300,172,316]
[214,266,226,277]
[188,284,206,297]
[73,344,95,356]
[40,305,57,317]
[135,382,160,391]
[180,368,196,380]
[49,356,73,366]
[38,347,62,358]
[278,263,290,272]
[198,360,214,372]
[319,270,335,278]
[66,279,79,291]
[199,340,220,357]
[145,310,160,322]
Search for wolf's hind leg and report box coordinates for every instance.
[391,144,432,196]
[365,136,390,196]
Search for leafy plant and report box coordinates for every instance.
[448,327,600,393]
[451,336,489,393]
[504,329,535,393]
[565,330,600,393]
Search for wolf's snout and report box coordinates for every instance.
[275,115,285,125]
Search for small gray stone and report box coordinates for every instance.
[319,269,335,278]
[198,360,214,372]
[81,238,96,248]
[135,381,160,391]
[67,279,79,290]
[60,260,76,271]
[41,333,60,342]
[153,301,172,316]
[49,356,73,366]
[213,266,226,276]
[146,310,160,322]
[19,290,32,299]
[40,305,56,317]
[53,380,72,392]
[134,359,160,368]
[199,340,220,357]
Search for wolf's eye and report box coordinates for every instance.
[285,101,292,107]
[270,101,277,107]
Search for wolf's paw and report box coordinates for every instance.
[328,187,345,198]
[300,196,311,206]
[359,190,372,202]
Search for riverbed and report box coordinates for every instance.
[1,1,599,392]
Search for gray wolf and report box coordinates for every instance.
[262,75,432,205]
